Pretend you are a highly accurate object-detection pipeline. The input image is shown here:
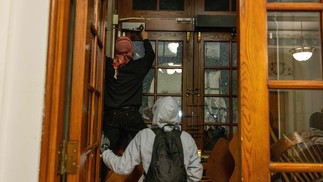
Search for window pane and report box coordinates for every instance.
[205,42,229,67]
[202,36,237,151]
[205,70,229,94]
[133,40,156,60]
[157,68,182,93]
[267,12,322,80]
[141,96,154,120]
[158,41,182,66]
[232,70,238,95]
[269,89,323,140]
[203,96,230,151]
[205,0,229,11]
[135,40,155,94]
[232,42,237,67]
[204,97,229,123]
[269,89,323,181]
[160,0,184,11]
[171,96,182,118]
[232,126,238,133]
[143,69,154,93]
[204,126,227,151]
[133,0,157,10]
[233,98,238,123]
[232,0,236,11]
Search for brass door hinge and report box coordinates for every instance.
[58,140,78,174]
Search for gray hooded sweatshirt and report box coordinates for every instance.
[102,96,203,181]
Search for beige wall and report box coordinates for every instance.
[0,0,50,181]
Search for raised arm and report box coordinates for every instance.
[141,29,148,40]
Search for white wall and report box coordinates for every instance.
[0,0,50,181]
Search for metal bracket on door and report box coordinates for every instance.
[58,140,78,174]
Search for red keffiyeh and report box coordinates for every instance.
[112,36,134,79]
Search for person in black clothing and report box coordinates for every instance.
[101,29,155,181]
[103,29,155,150]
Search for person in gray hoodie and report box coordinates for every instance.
[102,96,203,181]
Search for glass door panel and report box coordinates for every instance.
[269,89,323,139]
[133,32,238,154]
[138,32,186,126]
[267,8,323,182]
[267,12,322,80]
[158,42,183,66]
[200,33,238,152]
[156,41,183,94]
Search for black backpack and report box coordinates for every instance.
[144,124,187,182]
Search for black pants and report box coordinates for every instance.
[101,107,147,181]
[102,107,147,150]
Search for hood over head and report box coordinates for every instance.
[152,96,181,129]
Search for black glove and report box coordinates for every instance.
[100,133,110,154]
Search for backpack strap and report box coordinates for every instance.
[155,123,180,132]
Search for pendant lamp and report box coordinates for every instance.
[289,22,315,61]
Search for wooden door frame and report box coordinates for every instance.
[238,0,270,181]
[39,0,71,181]
[41,0,107,180]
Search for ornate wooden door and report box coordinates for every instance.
[66,0,107,181]
[40,0,108,181]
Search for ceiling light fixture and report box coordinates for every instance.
[289,22,315,61]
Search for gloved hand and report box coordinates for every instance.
[100,133,110,154]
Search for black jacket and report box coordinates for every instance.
[104,39,155,109]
